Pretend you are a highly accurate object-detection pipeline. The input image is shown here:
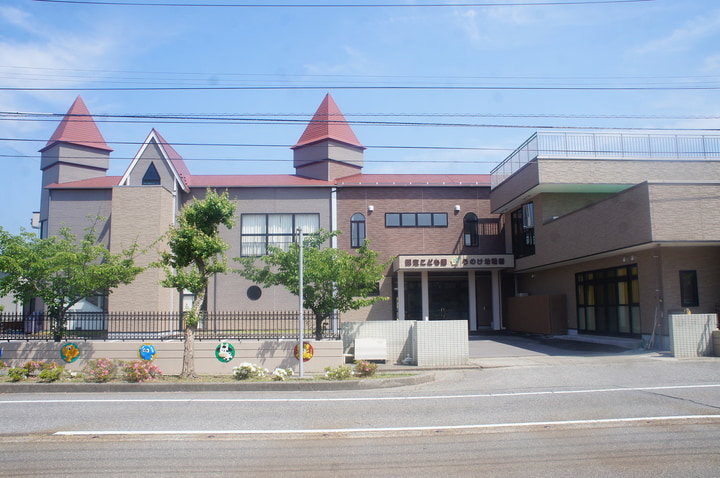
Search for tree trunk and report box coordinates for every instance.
[314,313,327,340]
[180,290,205,378]
[181,324,196,378]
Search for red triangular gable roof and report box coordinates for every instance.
[151,129,192,188]
[40,96,113,152]
[292,93,365,150]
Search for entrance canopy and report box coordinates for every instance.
[394,254,514,272]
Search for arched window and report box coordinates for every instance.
[464,212,479,247]
[142,162,161,185]
[351,213,366,248]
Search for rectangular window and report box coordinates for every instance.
[385,212,448,228]
[679,270,699,307]
[241,213,319,256]
[511,203,535,258]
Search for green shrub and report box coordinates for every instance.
[271,368,294,381]
[233,362,268,380]
[82,358,119,383]
[354,360,378,377]
[324,364,353,380]
[38,363,64,383]
[8,367,26,382]
[122,360,162,383]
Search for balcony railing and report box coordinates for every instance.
[0,311,340,341]
[491,131,720,189]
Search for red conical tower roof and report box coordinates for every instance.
[293,93,365,150]
[41,96,113,152]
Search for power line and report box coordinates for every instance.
[3,84,717,92]
[4,111,720,121]
[33,0,655,8]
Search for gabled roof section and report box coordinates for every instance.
[292,93,365,150]
[40,96,113,153]
[119,129,191,192]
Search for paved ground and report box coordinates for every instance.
[465,330,665,368]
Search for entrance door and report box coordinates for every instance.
[429,275,468,320]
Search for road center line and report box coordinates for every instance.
[53,415,720,436]
[2,383,719,405]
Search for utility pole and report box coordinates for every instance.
[297,227,304,377]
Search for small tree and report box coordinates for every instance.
[235,229,391,340]
[0,222,143,341]
[155,189,236,378]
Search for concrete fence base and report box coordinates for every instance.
[342,320,469,367]
[668,314,717,358]
[0,340,344,375]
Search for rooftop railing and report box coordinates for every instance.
[490,131,720,189]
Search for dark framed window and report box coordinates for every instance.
[142,162,161,185]
[576,265,640,337]
[511,203,535,258]
[351,213,366,248]
[385,212,448,228]
[240,213,320,256]
[679,270,699,307]
[463,213,479,247]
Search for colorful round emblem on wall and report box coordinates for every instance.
[138,343,157,361]
[294,342,314,362]
[215,342,235,362]
[60,342,80,363]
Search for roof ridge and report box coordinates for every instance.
[40,96,113,153]
[292,93,365,150]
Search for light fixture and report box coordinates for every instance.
[454,205,461,212]
[368,205,374,212]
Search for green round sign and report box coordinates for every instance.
[215,342,235,362]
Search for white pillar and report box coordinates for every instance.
[468,270,477,331]
[492,270,502,330]
[421,271,429,321]
[397,271,405,321]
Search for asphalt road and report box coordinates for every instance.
[1,356,719,477]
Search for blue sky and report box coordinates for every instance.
[1,0,719,234]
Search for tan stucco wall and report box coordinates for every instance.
[109,186,177,312]
[0,340,343,375]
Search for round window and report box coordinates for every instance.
[247,285,262,301]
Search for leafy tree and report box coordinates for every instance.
[0,222,143,341]
[155,189,236,378]
[235,229,392,340]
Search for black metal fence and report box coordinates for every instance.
[0,311,340,341]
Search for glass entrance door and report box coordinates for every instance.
[429,275,469,320]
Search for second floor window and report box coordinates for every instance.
[463,213,479,247]
[511,202,535,258]
[351,213,366,248]
[385,212,448,228]
[241,213,319,256]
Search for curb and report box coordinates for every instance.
[0,372,435,393]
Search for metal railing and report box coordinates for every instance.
[0,311,340,341]
[491,131,720,189]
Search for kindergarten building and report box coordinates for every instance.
[35,94,720,347]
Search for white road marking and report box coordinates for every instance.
[2,383,719,404]
[53,415,720,436]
